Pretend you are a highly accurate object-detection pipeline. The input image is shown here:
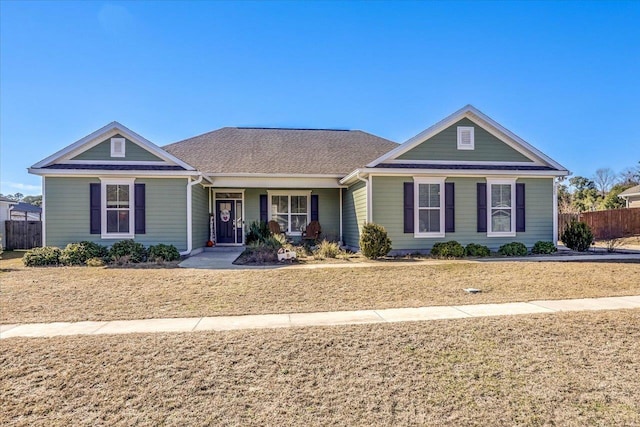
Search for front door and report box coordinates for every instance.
[216,200,235,244]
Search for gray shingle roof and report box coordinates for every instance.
[619,184,640,196]
[162,127,399,175]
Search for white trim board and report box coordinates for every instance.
[31,121,196,171]
[366,105,568,172]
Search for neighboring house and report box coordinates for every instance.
[618,185,640,208]
[9,202,42,221]
[0,196,18,248]
[28,105,569,255]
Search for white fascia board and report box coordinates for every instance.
[358,167,568,178]
[28,168,199,178]
[339,169,363,185]
[206,175,345,189]
[367,104,568,172]
[31,121,196,171]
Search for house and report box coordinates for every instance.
[10,202,43,221]
[0,196,18,248]
[618,185,640,208]
[28,105,569,255]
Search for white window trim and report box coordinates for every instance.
[100,177,135,239]
[413,177,446,238]
[486,178,516,237]
[457,126,475,150]
[267,190,311,236]
[110,137,126,158]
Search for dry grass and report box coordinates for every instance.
[2,310,640,426]
[2,258,640,324]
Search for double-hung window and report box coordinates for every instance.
[414,177,445,238]
[487,178,516,237]
[101,178,135,238]
[269,191,310,235]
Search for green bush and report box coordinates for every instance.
[560,221,594,252]
[359,223,392,259]
[23,246,62,267]
[464,243,491,257]
[532,241,557,254]
[431,241,465,258]
[60,241,108,266]
[314,239,341,259]
[245,220,271,245]
[148,244,180,262]
[498,242,528,256]
[109,240,147,263]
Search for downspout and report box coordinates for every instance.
[339,187,343,245]
[553,179,558,246]
[181,174,203,256]
[356,173,371,223]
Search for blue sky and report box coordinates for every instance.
[1,1,639,195]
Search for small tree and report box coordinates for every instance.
[560,221,594,252]
[359,223,392,259]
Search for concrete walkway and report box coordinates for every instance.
[2,295,640,339]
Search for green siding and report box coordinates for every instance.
[191,184,210,250]
[243,188,341,241]
[397,118,533,162]
[71,134,165,162]
[371,176,553,252]
[342,180,367,248]
[44,177,188,251]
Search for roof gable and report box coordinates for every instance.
[368,105,567,171]
[31,122,195,171]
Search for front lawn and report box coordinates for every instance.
[2,310,639,425]
[2,258,639,324]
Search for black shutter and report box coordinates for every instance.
[403,182,414,233]
[135,183,146,234]
[260,194,268,222]
[477,183,487,233]
[516,183,525,232]
[311,194,319,221]
[90,183,101,234]
[445,182,455,233]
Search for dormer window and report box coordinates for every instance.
[457,126,474,150]
[110,137,125,158]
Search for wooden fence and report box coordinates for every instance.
[4,220,42,250]
[558,208,640,240]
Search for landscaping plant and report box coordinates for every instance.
[431,241,465,258]
[59,241,108,265]
[245,220,271,245]
[498,242,528,256]
[313,240,341,259]
[148,244,181,262]
[109,240,147,263]
[560,221,594,252]
[22,246,62,267]
[531,241,557,255]
[464,243,491,257]
[359,223,392,259]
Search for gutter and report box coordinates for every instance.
[181,174,204,256]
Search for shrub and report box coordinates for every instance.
[560,221,594,252]
[431,241,465,258]
[359,223,392,259]
[532,241,557,255]
[245,220,271,245]
[148,244,180,262]
[314,239,341,259]
[23,246,62,267]
[109,240,147,263]
[464,243,491,257]
[498,242,528,256]
[86,257,106,267]
[60,241,108,266]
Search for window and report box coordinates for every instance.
[414,177,445,238]
[268,192,310,235]
[487,179,516,237]
[457,126,474,150]
[101,178,134,238]
[111,137,125,157]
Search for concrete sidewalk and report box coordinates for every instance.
[2,295,640,339]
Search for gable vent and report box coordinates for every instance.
[457,126,474,150]
[111,137,126,158]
